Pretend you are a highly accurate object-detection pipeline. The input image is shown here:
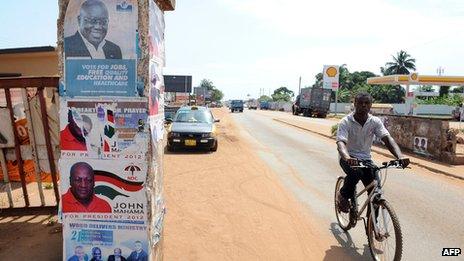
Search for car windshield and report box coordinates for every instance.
[174,109,213,123]
[231,100,243,105]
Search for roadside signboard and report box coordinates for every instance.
[323,65,340,90]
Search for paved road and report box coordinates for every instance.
[232,110,464,261]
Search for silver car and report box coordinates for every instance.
[166,106,219,151]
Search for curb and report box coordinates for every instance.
[273,118,464,181]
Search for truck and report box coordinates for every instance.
[292,87,331,118]
[247,99,258,110]
[230,100,244,112]
[259,101,270,110]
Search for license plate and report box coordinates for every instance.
[185,139,196,146]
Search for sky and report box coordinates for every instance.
[1,0,464,100]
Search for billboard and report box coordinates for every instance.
[164,75,192,93]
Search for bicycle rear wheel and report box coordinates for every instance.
[334,176,351,231]
[367,199,403,261]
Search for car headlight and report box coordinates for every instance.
[169,132,181,138]
[201,133,212,138]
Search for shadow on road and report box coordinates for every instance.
[164,146,213,155]
[323,222,371,261]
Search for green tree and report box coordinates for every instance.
[199,79,215,90]
[211,89,224,102]
[381,50,416,75]
[451,86,464,93]
[417,85,434,92]
[258,95,272,102]
[272,87,294,102]
[312,73,323,88]
[199,79,224,102]
[439,86,450,97]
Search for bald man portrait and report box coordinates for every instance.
[62,162,112,213]
[65,0,122,59]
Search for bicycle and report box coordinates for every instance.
[334,159,406,261]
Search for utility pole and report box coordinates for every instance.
[298,76,301,95]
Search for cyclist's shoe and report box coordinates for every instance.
[337,193,350,213]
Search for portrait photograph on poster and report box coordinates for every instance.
[59,158,148,216]
[63,222,149,261]
[60,98,149,160]
[64,0,138,97]
[413,136,428,155]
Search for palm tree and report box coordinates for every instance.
[382,50,416,75]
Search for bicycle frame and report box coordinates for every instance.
[351,167,388,238]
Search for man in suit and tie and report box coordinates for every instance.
[65,0,122,59]
[107,248,127,261]
[126,241,147,261]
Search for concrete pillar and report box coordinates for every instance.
[58,1,174,260]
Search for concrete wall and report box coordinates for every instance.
[379,114,456,161]
[329,103,456,116]
[395,104,455,115]
[330,103,351,113]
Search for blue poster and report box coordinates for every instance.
[65,60,136,97]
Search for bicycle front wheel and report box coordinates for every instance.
[367,199,403,261]
[334,176,351,231]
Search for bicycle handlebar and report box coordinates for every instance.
[352,159,407,170]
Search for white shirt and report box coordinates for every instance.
[336,113,390,160]
[80,31,106,59]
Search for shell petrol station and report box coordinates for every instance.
[367,73,464,115]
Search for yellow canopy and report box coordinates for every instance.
[367,74,464,86]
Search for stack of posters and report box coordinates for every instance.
[60,1,159,260]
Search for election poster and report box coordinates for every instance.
[60,98,149,160]
[148,62,165,117]
[59,158,148,216]
[63,220,149,261]
[60,157,149,261]
[149,0,165,64]
[64,0,138,97]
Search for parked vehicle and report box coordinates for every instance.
[259,101,270,110]
[230,100,244,112]
[248,99,258,110]
[292,87,331,118]
[166,106,219,152]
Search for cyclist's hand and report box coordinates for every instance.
[399,158,410,168]
[346,157,358,166]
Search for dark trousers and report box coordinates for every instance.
[339,159,378,199]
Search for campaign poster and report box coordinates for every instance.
[148,0,165,64]
[64,0,138,97]
[59,158,148,215]
[63,220,149,261]
[148,62,165,116]
[60,98,148,160]
[60,157,149,260]
[148,114,164,144]
[413,136,428,155]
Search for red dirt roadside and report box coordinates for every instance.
[163,108,330,260]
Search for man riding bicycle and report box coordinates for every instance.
[336,92,410,213]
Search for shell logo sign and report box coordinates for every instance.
[323,65,340,90]
[409,72,419,82]
[326,66,338,77]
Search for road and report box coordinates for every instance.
[232,109,464,260]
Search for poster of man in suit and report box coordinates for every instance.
[64,0,137,97]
